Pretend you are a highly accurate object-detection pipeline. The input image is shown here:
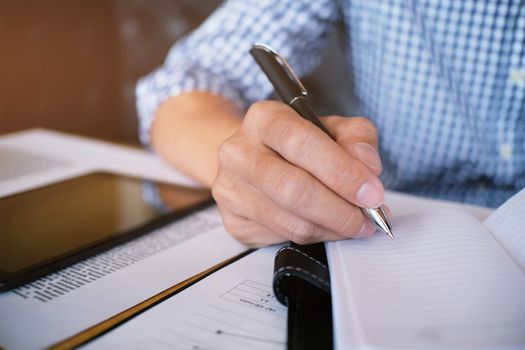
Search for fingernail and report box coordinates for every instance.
[353,143,382,173]
[356,178,384,208]
[357,220,377,238]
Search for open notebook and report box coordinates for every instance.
[327,188,525,350]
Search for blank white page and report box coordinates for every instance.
[328,210,525,350]
[484,187,525,271]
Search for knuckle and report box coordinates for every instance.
[220,212,236,233]
[247,100,272,115]
[217,136,252,170]
[278,121,317,160]
[272,172,311,210]
[286,219,316,244]
[322,115,345,129]
[219,212,256,246]
[244,100,280,127]
[211,180,225,203]
[217,138,239,166]
[219,136,273,184]
[211,173,238,209]
[223,220,251,245]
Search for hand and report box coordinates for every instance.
[212,101,385,247]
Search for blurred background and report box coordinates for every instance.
[0,0,352,145]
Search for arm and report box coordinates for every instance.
[152,91,384,247]
[139,0,385,246]
[136,0,339,148]
[151,92,242,187]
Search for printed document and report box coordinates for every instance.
[83,246,286,350]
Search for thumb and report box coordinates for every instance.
[322,116,383,176]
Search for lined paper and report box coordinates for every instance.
[329,210,525,349]
[484,187,525,271]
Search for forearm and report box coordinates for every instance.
[151,92,243,187]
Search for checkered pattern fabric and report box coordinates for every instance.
[136,0,524,208]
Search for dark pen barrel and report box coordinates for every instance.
[249,46,303,103]
[250,43,394,239]
[250,46,334,139]
[289,97,334,140]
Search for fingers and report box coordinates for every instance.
[213,100,385,246]
[324,116,378,148]
[245,101,384,208]
[243,150,367,238]
[323,116,382,175]
[213,174,370,246]
[217,210,284,247]
[214,138,376,244]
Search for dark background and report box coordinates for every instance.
[0,0,351,145]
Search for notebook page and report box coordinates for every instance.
[484,187,525,271]
[328,210,525,350]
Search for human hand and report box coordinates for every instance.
[212,101,385,247]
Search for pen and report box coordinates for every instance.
[250,43,394,240]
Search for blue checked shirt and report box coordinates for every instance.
[136,0,525,208]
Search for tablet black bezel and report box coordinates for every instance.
[0,172,214,292]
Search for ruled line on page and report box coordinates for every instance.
[334,209,525,349]
[484,188,525,270]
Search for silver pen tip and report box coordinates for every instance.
[361,206,395,239]
[385,228,395,240]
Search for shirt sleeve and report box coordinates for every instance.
[135,0,339,146]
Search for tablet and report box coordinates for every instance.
[0,172,212,291]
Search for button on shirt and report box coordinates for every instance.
[136,0,525,208]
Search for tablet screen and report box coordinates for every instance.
[0,172,211,288]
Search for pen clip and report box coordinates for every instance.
[252,43,308,97]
